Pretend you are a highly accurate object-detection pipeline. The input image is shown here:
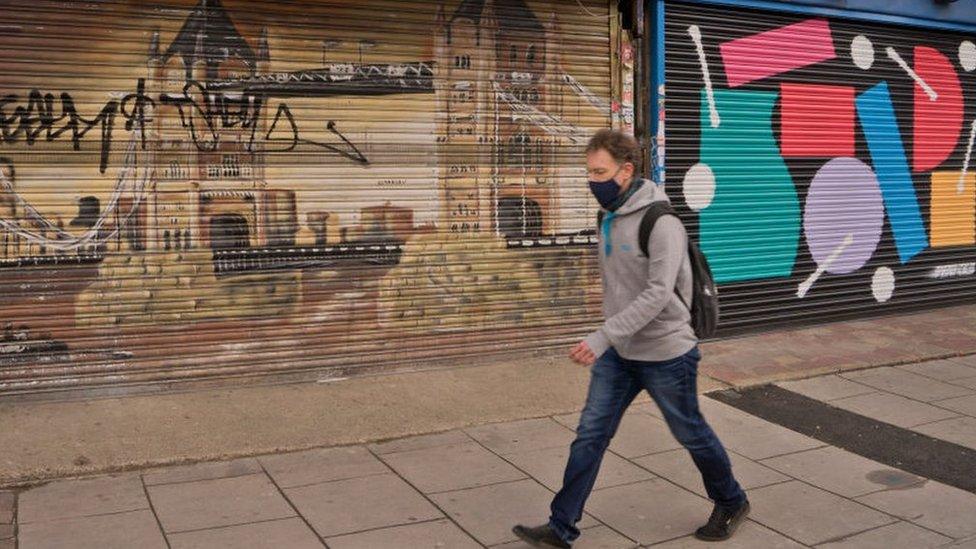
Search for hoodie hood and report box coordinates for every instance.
[615,178,670,216]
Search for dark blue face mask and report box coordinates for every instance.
[588,166,624,209]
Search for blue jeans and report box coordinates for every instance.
[548,346,745,543]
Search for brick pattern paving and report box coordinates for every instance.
[702,304,976,387]
[8,376,976,548]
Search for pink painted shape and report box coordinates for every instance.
[719,19,836,88]
[913,46,964,172]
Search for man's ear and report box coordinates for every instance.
[622,162,636,181]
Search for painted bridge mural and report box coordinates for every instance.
[0,0,612,388]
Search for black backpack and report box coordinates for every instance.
[597,203,720,338]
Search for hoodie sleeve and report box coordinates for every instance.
[583,215,686,358]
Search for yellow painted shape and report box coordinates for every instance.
[930,171,976,247]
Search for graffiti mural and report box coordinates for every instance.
[668,4,976,330]
[0,0,612,391]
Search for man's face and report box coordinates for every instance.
[586,148,634,190]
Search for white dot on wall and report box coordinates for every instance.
[960,41,976,72]
[682,163,715,211]
[851,35,875,70]
[872,266,895,303]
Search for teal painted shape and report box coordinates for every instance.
[698,89,800,283]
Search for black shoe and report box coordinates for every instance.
[512,524,571,548]
[694,500,750,541]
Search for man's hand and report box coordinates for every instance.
[570,341,597,367]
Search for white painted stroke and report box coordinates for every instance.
[886,46,938,101]
[688,25,720,129]
[0,134,150,251]
[493,82,590,143]
[797,234,855,298]
[561,72,611,113]
[960,118,976,193]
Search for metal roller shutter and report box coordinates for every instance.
[0,0,618,395]
[665,2,976,334]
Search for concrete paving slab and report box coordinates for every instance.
[648,519,804,548]
[829,392,959,428]
[748,481,894,546]
[284,473,442,538]
[632,449,789,499]
[0,525,12,540]
[856,481,976,538]
[776,375,876,402]
[465,418,576,455]
[760,446,922,498]
[368,430,473,455]
[494,524,637,548]
[815,520,952,549]
[607,412,684,459]
[840,368,973,402]
[698,399,824,460]
[16,509,166,549]
[0,354,596,487]
[897,360,976,382]
[142,457,263,486]
[167,517,324,549]
[552,411,583,430]
[325,518,480,549]
[18,474,147,524]
[955,376,976,390]
[933,394,976,417]
[259,445,389,488]
[584,478,711,546]
[0,539,12,549]
[501,445,655,492]
[0,492,12,523]
[629,401,664,418]
[147,473,294,533]
[430,479,596,546]
[913,416,976,450]
[379,442,526,494]
[948,355,976,368]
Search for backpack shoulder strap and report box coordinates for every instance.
[597,209,605,228]
[638,202,678,257]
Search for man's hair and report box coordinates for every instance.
[586,129,640,166]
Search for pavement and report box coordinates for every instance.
[2,304,976,547]
[5,354,976,548]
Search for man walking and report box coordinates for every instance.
[513,130,749,547]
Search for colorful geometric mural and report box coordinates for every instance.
[668,3,976,329]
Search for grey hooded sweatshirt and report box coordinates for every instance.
[582,179,698,362]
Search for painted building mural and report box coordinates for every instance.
[667,3,976,330]
[0,0,614,392]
